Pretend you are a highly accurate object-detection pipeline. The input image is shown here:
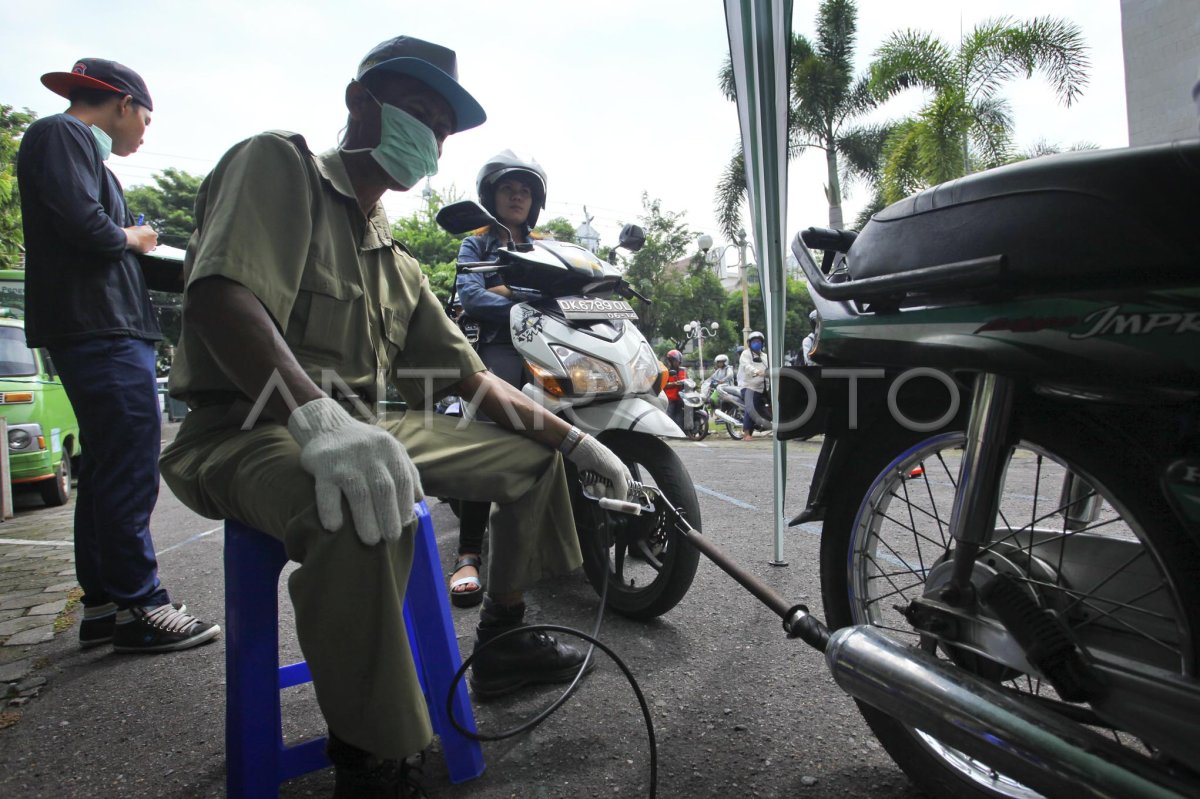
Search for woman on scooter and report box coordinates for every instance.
[448,150,548,606]
[737,331,770,440]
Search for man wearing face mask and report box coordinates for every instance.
[17,59,220,654]
[737,331,771,440]
[159,36,633,796]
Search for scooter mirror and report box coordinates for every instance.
[436,200,498,235]
[618,223,646,252]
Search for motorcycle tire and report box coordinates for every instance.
[685,412,709,441]
[819,407,1200,799]
[722,404,744,440]
[571,429,702,620]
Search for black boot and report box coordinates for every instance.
[468,597,594,700]
[326,731,427,798]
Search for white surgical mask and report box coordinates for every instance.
[89,125,112,161]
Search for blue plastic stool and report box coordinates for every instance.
[223,500,485,797]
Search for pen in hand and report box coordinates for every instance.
[129,213,156,253]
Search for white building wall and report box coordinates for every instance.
[1121,0,1200,145]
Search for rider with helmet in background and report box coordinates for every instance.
[663,349,688,430]
[706,353,733,389]
[737,331,770,440]
[448,150,548,607]
[702,352,734,407]
[801,311,818,366]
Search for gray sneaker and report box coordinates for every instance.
[113,604,220,653]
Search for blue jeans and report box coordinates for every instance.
[743,388,770,433]
[49,337,168,609]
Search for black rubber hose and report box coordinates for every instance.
[444,489,659,797]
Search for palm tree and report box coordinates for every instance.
[715,0,887,236]
[871,16,1090,204]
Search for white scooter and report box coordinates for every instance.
[437,201,702,619]
[676,378,709,440]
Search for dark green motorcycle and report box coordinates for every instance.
[781,140,1200,799]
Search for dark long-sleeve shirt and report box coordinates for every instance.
[17,113,161,347]
[456,230,541,344]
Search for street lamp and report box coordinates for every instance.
[698,229,751,349]
[683,319,720,380]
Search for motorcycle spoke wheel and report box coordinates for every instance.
[822,417,1199,799]
[723,405,744,440]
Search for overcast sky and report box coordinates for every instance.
[2,1,1130,262]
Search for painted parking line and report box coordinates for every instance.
[788,521,922,572]
[691,486,924,574]
[0,538,73,547]
[157,524,223,555]
[694,483,756,510]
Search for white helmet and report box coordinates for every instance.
[714,354,729,365]
[749,331,765,344]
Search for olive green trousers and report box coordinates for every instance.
[160,404,581,758]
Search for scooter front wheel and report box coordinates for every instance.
[571,430,702,620]
[685,411,709,441]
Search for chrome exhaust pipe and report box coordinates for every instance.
[826,626,1194,799]
[713,409,741,426]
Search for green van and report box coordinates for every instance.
[0,269,80,506]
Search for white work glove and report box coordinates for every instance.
[287,397,423,546]
[564,431,632,502]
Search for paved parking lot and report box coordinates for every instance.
[0,425,929,798]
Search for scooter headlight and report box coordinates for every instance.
[627,343,661,395]
[550,346,623,396]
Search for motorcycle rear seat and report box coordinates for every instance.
[848,140,1200,289]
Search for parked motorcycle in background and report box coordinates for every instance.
[711,378,771,440]
[677,378,709,440]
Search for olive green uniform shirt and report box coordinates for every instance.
[168,131,484,409]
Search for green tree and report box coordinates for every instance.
[535,216,576,243]
[871,16,1090,203]
[124,168,205,249]
[1012,137,1097,162]
[622,194,696,342]
[656,257,732,360]
[122,168,207,349]
[391,185,464,301]
[716,0,889,235]
[0,105,36,268]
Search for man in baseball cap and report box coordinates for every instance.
[41,57,155,113]
[161,35,629,796]
[17,58,222,658]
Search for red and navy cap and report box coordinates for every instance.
[41,58,153,112]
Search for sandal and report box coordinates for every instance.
[449,554,484,608]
